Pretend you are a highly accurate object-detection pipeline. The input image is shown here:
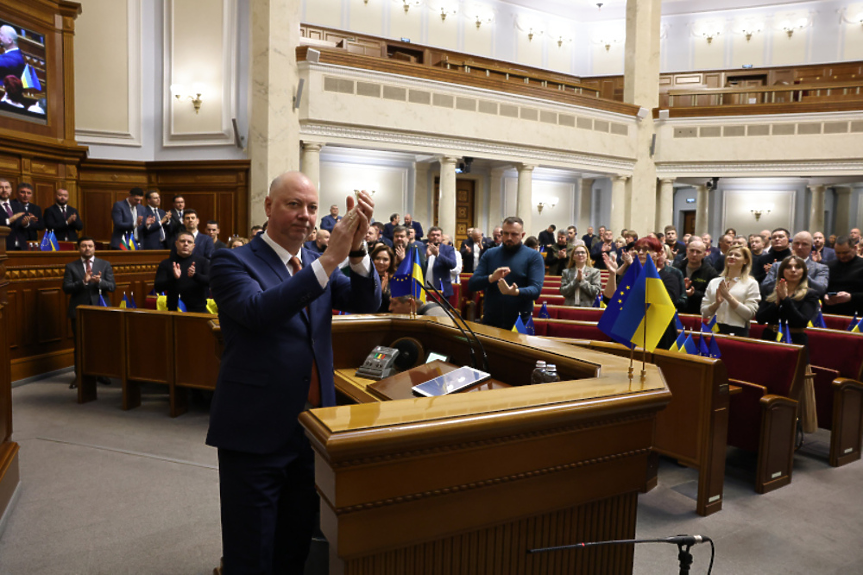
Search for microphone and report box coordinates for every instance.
[416,282,477,369]
[664,535,711,546]
[421,281,489,372]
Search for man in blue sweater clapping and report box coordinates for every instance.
[468,216,545,330]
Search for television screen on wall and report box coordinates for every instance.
[0,20,47,123]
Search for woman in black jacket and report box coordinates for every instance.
[756,255,819,347]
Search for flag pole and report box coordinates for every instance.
[642,267,648,380]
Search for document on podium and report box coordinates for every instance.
[412,366,491,397]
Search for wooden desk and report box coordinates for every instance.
[295,315,671,574]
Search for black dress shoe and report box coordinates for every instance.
[69,382,77,389]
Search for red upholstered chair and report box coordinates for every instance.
[806,328,863,467]
[679,313,706,332]
[531,319,549,336]
[748,323,767,339]
[544,320,610,342]
[823,313,855,331]
[532,303,562,319]
[555,307,604,322]
[696,333,803,494]
[539,295,566,306]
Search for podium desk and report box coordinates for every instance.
[298,315,671,575]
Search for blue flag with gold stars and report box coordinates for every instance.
[597,257,642,348]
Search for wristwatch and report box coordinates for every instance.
[348,247,367,258]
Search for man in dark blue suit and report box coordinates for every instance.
[11,182,44,245]
[111,187,145,249]
[404,213,423,242]
[303,228,329,254]
[207,172,380,574]
[0,26,26,80]
[44,188,84,242]
[1,177,27,251]
[138,190,171,249]
[424,226,456,297]
[180,209,214,259]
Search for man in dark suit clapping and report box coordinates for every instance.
[62,237,115,388]
[138,190,171,249]
[111,187,145,249]
[459,228,491,274]
[155,231,210,313]
[44,188,84,242]
[11,182,44,246]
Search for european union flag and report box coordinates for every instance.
[391,246,425,301]
[597,257,642,348]
[609,256,676,352]
[808,308,827,329]
[539,301,550,319]
[708,334,722,358]
[847,314,858,332]
[39,232,51,251]
[698,333,711,357]
[524,314,535,336]
[674,312,684,331]
[98,292,109,307]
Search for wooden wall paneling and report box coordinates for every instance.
[78,160,149,243]
[125,312,172,387]
[32,179,58,219]
[21,288,34,346]
[80,190,115,244]
[35,288,63,344]
[5,291,18,353]
[0,224,20,543]
[218,193,234,243]
[80,307,124,379]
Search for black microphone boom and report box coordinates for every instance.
[417,283,477,369]
[421,282,489,372]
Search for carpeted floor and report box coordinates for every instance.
[1,373,862,574]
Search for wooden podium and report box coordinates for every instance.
[298,315,671,575]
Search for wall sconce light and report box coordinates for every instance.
[536,197,558,214]
[439,6,457,21]
[473,12,494,29]
[750,204,773,221]
[703,31,720,44]
[401,0,422,13]
[171,83,204,114]
[779,17,809,38]
[741,27,760,41]
[556,36,572,48]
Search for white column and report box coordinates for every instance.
[438,156,458,238]
[609,175,629,236]
[488,167,508,232]
[695,184,709,236]
[835,186,852,236]
[249,0,302,226]
[413,162,431,229]
[516,163,536,234]
[622,0,662,235]
[657,178,675,231]
[577,178,594,234]
[300,142,323,192]
[808,184,826,234]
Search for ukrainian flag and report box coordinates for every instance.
[48,230,59,251]
[609,256,677,352]
[127,233,139,251]
[206,299,218,315]
[390,246,426,302]
[669,331,686,352]
[847,314,858,332]
[512,315,527,334]
[674,312,684,331]
[22,64,42,91]
[682,334,698,355]
[702,315,719,334]
[808,308,827,328]
[593,292,606,309]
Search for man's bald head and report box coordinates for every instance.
[265,171,319,251]
[791,231,813,259]
[268,171,314,198]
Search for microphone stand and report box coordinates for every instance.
[528,535,714,575]
[422,282,490,372]
[418,283,478,370]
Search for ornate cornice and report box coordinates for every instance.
[657,160,863,177]
[301,122,636,174]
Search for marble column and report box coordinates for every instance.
[622,0,662,235]
[248,0,302,226]
[488,167,508,232]
[834,187,852,237]
[438,157,458,239]
[694,185,709,236]
[657,178,675,231]
[516,164,536,234]
[609,176,629,236]
[808,184,827,234]
[300,142,323,192]
[577,178,594,234]
[413,162,431,228]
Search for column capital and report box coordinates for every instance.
[516,163,536,173]
[612,175,630,183]
[835,186,853,196]
[807,183,827,192]
[659,177,676,185]
[440,156,460,166]
[301,141,324,153]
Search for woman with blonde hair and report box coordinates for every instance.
[559,244,601,306]
[701,245,761,336]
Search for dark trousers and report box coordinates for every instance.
[218,429,317,575]
[717,323,749,337]
[70,317,78,376]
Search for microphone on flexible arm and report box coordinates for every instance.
[421,280,489,373]
[415,282,476,369]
